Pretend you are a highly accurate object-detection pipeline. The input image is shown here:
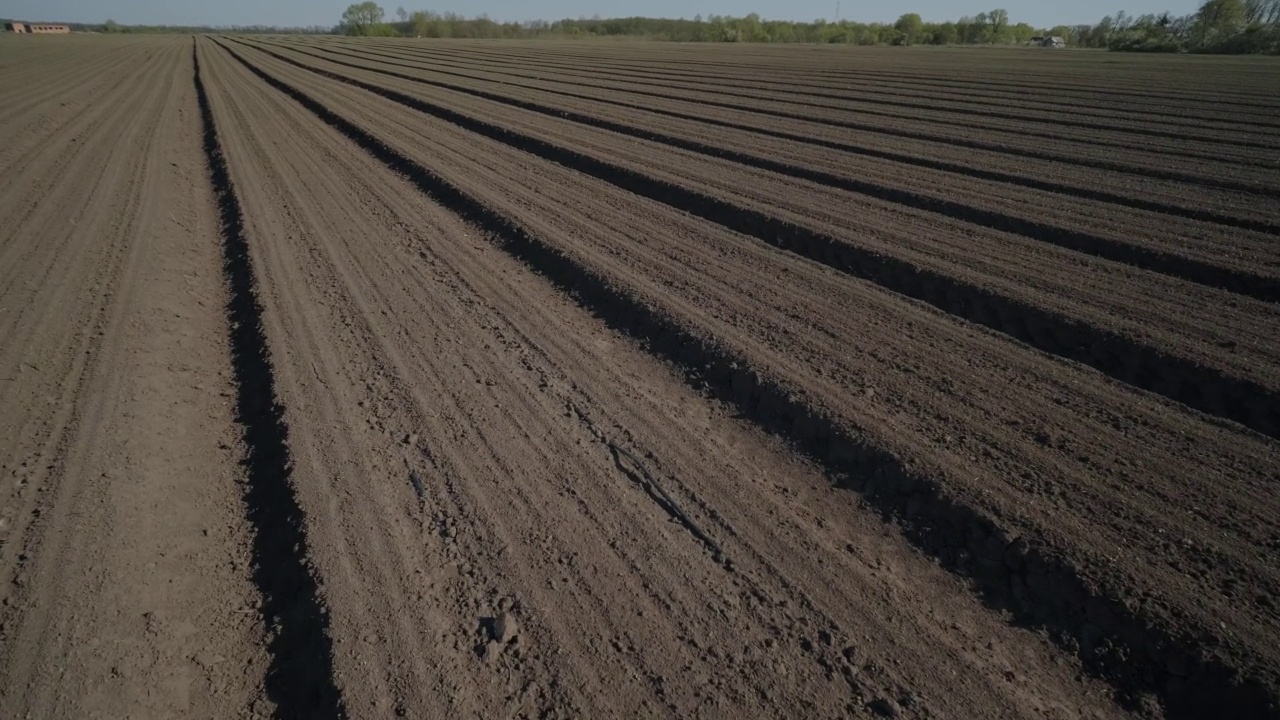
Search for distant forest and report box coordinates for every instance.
[7,0,1278,53]
[338,0,1278,53]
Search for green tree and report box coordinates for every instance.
[740,12,770,41]
[1199,0,1247,36]
[1047,24,1073,41]
[1245,0,1280,23]
[894,13,924,43]
[930,21,959,44]
[987,8,1010,42]
[408,10,433,36]
[1008,22,1038,42]
[964,14,988,42]
[1093,15,1115,46]
[341,1,385,35]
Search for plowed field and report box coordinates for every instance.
[1,34,1277,720]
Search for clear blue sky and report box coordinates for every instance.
[5,0,1200,30]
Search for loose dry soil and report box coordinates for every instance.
[1,33,1277,720]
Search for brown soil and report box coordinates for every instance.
[2,34,1277,720]
[0,37,269,718]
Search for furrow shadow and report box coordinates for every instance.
[244,39,1280,303]
[228,38,1280,441]
[296,40,1278,233]
[303,39,1280,186]
[390,41,1280,120]
[217,37,1278,720]
[194,38,344,720]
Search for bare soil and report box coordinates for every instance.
[1,34,1277,720]
[0,37,269,718]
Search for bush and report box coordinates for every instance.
[1197,23,1280,51]
[363,23,399,36]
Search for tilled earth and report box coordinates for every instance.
[0,34,1276,720]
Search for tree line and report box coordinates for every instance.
[10,0,1274,52]
[341,4,1047,45]
[1069,0,1279,52]
[338,0,1278,52]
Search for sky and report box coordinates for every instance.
[3,0,1201,30]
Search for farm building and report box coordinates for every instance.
[5,22,71,34]
[1028,36,1067,47]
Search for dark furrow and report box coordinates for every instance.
[444,42,1280,111]
[216,37,1279,720]
[287,41,1279,232]
[193,38,345,720]
[244,39,1280,304]
[826,73,1280,130]
[317,39,1280,118]
[312,39,1280,152]
[355,41,1280,134]
[814,67,1280,110]
[307,38,1278,187]
[225,37,1280,442]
